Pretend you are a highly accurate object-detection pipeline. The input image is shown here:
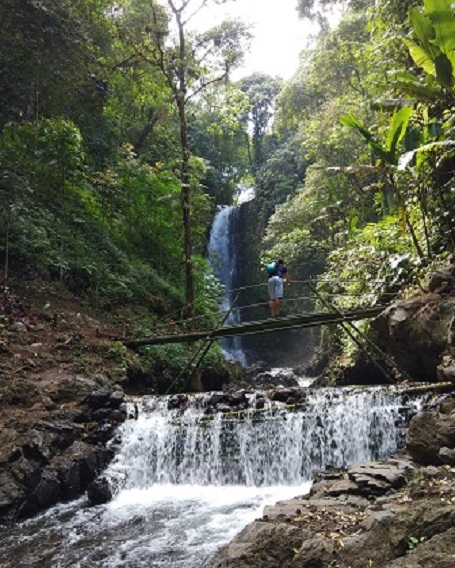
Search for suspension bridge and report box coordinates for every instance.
[124,279,391,349]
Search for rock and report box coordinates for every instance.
[87,477,112,505]
[407,410,455,465]
[208,455,455,568]
[83,389,112,410]
[373,294,455,381]
[347,459,414,494]
[437,355,455,384]
[439,446,455,465]
[386,527,455,567]
[206,521,304,568]
[429,261,455,293]
[109,390,125,409]
[9,321,28,333]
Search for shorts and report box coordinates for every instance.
[268,275,283,300]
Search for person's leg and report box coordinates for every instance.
[274,298,281,316]
[268,278,276,316]
[274,278,284,316]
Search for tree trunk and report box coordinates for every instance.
[174,9,201,392]
[174,10,194,325]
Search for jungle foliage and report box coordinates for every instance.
[0,0,252,388]
[2,0,455,376]
[255,0,455,361]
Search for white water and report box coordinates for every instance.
[0,388,422,568]
[208,206,247,365]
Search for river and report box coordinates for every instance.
[0,387,422,567]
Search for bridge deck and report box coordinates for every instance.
[124,305,384,348]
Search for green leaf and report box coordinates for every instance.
[402,38,437,76]
[434,52,453,86]
[386,106,413,161]
[425,0,455,53]
[340,114,374,141]
[409,7,436,47]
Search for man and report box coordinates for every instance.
[267,258,289,317]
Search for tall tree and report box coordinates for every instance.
[119,0,250,324]
[239,73,282,167]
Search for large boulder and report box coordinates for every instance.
[373,294,455,381]
[406,396,455,465]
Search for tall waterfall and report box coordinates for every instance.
[208,206,246,364]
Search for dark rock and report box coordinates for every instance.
[407,410,455,465]
[208,393,228,407]
[373,295,455,381]
[429,262,455,293]
[58,462,83,500]
[255,398,265,410]
[84,422,116,445]
[87,477,112,505]
[270,388,298,403]
[19,470,62,518]
[229,390,247,405]
[83,390,112,410]
[109,390,124,409]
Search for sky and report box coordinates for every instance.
[190,0,320,80]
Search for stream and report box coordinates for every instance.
[0,387,423,568]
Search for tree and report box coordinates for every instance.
[239,73,282,167]
[0,0,113,129]
[118,0,250,326]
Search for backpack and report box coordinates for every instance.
[266,262,278,276]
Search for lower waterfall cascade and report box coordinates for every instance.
[0,386,425,568]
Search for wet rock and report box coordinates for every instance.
[58,462,84,500]
[0,382,123,525]
[167,393,189,410]
[109,390,124,409]
[229,390,247,406]
[87,477,112,505]
[84,422,116,445]
[270,388,298,403]
[208,393,228,407]
[83,389,112,410]
[18,470,62,518]
[255,397,265,410]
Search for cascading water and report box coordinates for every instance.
[0,388,423,568]
[208,206,247,365]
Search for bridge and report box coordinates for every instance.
[124,279,391,349]
[123,279,402,390]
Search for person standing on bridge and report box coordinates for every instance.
[267,258,290,317]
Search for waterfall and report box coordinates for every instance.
[208,206,246,364]
[107,388,416,491]
[0,388,424,568]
